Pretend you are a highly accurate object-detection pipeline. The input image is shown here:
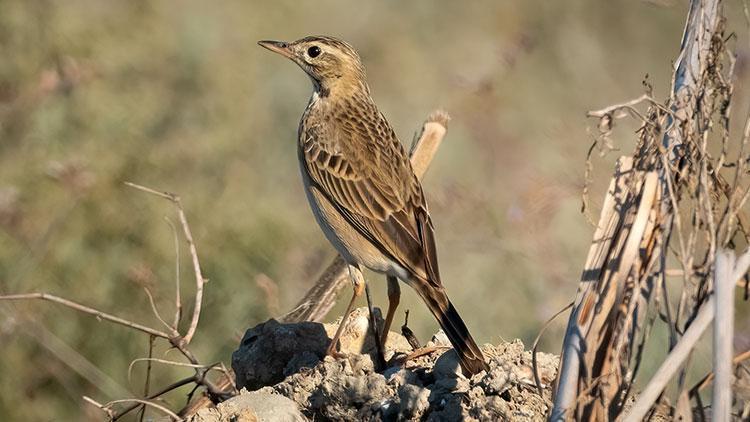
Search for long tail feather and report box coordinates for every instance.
[416,283,488,375]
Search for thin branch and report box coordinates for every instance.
[692,348,750,392]
[218,362,237,394]
[164,216,182,330]
[128,358,221,380]
[712,249,735,420]
[532,302,573,399]
[139,336,155,422]
[0,293,171,339]
[142,287,178,336]
[100,398,182,421]
[124,181,206,344]
[0,293,228,403]
[586,94,673,121]
[622,295,715,422]
[111,376,199,421]
[83,396,115,419]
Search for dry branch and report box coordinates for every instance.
[0,293,172,339]
[622,294,714,422]
[552,0,729,419]
[712,249,735,421]
[280,110,450,323]
[124,182,206,345]
[85,396,183,421]
[1,183,234,420]
[624,248,750,421]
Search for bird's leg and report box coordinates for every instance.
[380,275,401,347]
[364,283,386,370]
[326,264,365,357]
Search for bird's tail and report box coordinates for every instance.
[414,282,488,375]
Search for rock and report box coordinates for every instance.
[398,384,430,419]
[190,391,304,422]
[385,367,419,387]
[221,308,559,421]
[479,361,513,396]
[232,319,329,390]
[432,349,463,380]
[322,306,413,360]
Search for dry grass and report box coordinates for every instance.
[553,0,750,419]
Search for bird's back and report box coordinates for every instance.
[298,91,442,287]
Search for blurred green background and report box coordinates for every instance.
[1,0,749,420]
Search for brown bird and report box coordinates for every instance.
[258,35,488,375]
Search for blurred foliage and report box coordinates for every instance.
[0,0,749,419]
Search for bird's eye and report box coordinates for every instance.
[307,46,321,58]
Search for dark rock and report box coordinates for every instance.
[227,308,559,421]
[232,319,329,390]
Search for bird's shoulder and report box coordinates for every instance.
[299,93,425,218]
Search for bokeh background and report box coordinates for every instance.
[1,0,749,419]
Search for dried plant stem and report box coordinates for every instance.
[712,249,735,421]
[622,295,714,422]
[0,291,230,415]
[124,182,206,344]
[532,302,573,398]
[586,93,671,122]
[693,348,750,392]
[624,247,750,421]
[553,0,725,418]
[143,287,178,335]
[164,216,182,330]
[129,358,221,380]
[114,369,223,421]
[3,183,234,419]
[85,396,183,421]
[0,293,172,339]
[139,336,155,422]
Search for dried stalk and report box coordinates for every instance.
[1,183,234,420]
[625,248,750,421]
[693,348,750,393]
[552,0,727,419]
[622,294,714,422]
[85,396,182,421]
[124,182,206,344]
[712,249,735,421]
[0,293,173,339]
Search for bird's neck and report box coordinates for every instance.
[313,76,370,101]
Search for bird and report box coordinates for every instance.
[258,35,488,376]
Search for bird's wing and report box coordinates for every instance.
[301,109,442,287]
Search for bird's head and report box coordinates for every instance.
[258,36,368,96]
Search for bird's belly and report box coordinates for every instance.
[300,171,408,280]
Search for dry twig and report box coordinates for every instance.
[1,183,234,420]
[85,396,182,421]
[552,0,743,419]
[124,182,206,345]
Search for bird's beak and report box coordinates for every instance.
[258,40,294,59]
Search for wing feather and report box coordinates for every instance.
[300,103,442,288]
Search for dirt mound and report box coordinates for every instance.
[192,308,558,421]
